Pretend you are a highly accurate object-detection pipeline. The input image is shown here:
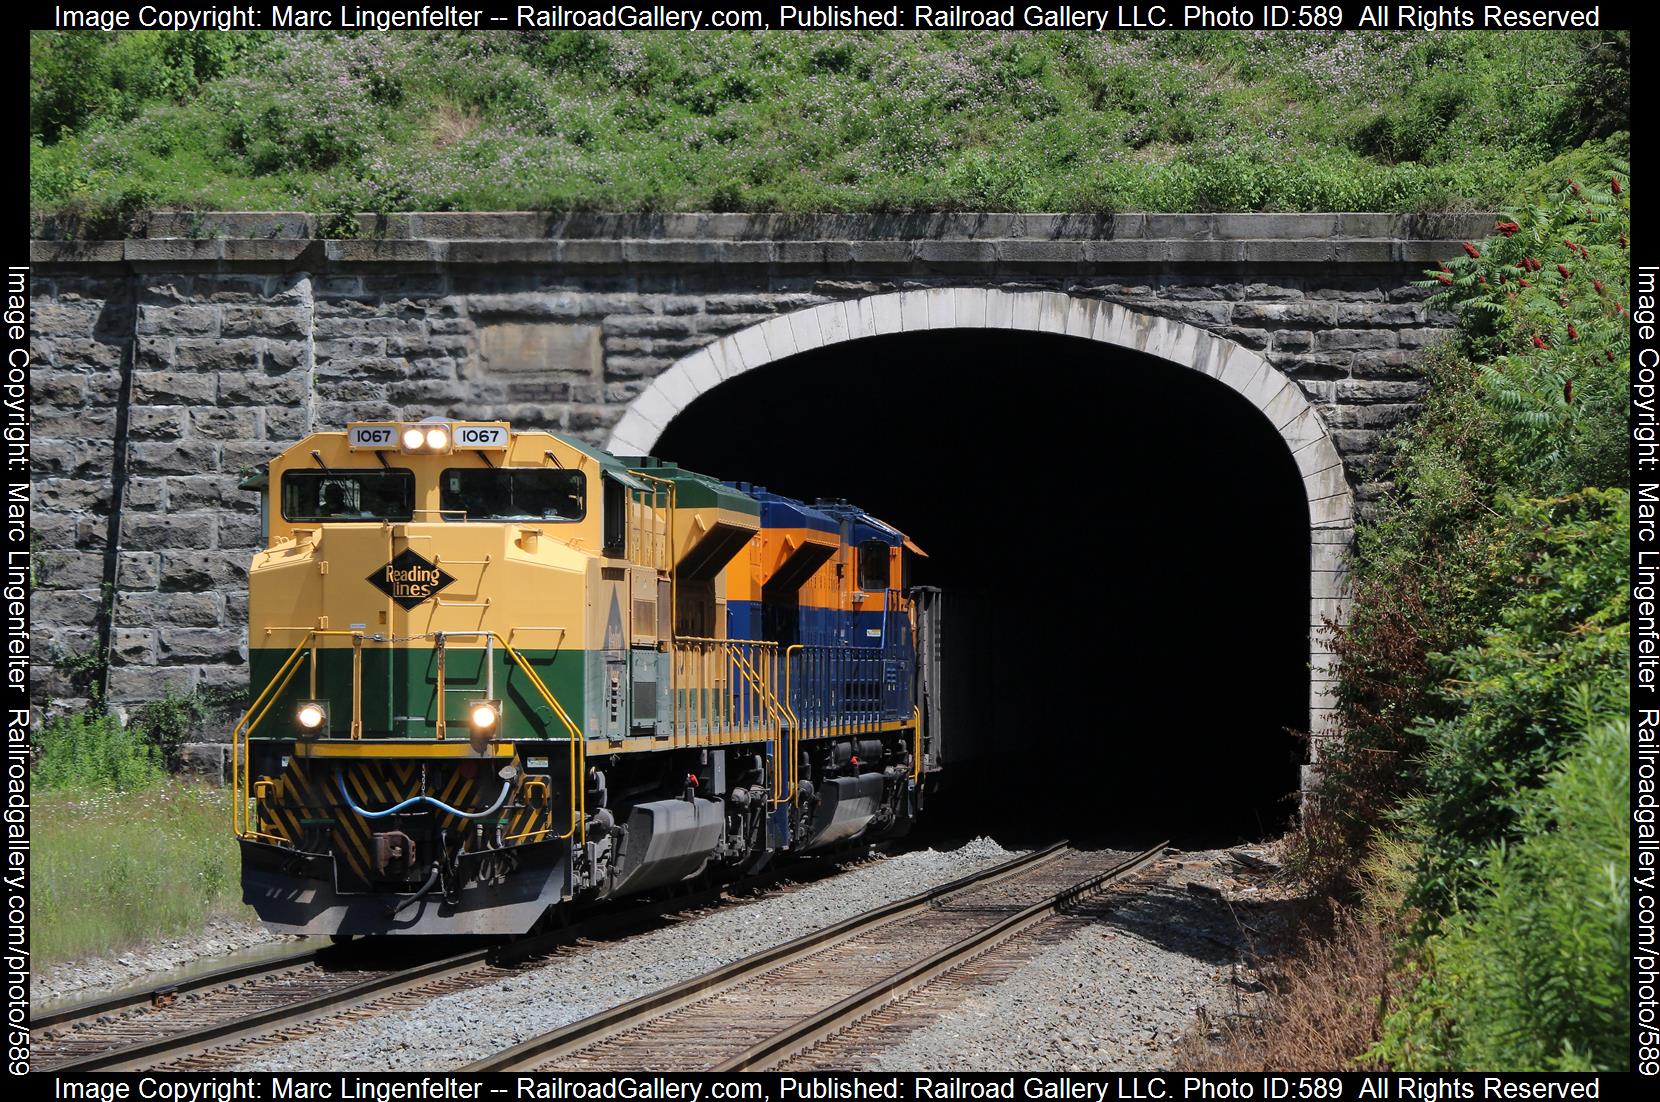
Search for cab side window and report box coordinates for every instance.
[439,468,585,521]
[603,476,628,558]
[857,539,889,591]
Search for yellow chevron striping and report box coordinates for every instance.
[254,749,551,891]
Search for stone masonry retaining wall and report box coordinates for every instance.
[30,211,1487,739]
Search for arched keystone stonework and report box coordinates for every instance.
[605,289,1352,754]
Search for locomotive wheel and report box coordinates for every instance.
[528,902,572,937]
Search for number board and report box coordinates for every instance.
[346,423,399,450]
[451,422,511,450]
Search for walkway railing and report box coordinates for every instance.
[670,636,795,805]
[784,640,911,740]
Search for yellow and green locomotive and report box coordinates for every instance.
[234,421,942,935]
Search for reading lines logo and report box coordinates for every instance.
[368,548,455,611]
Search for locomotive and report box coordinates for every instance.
[233,420,943,936]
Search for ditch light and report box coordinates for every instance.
[469,699,502,752]
[295,700,329,735]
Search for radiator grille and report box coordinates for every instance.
[632,598,656,640]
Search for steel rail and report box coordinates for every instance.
[45,946,497,1073]
[463,840,1076,1072]
[717,840,1169,1071]
[30,946,327,1032]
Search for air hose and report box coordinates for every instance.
[387,864,442,919]
[333,770,513,820]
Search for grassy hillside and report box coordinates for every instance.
[30,29,1627,229]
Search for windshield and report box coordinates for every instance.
[281,470,414,522]
[440,468,586,521]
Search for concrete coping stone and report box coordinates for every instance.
[36,209,1499,244]
[32,235,1487,271]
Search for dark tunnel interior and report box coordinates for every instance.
[652,329,1310,848]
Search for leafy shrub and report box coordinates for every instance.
[1405,490,1629,918]
[1418,160,1630,489]
[1284,146,1631,1074]
[30,31,259,143]
[534,31,614,76]
[1547,31,1629,148]
[30,32,114,141]
[1295,153,1631,894]
[1345,71,1471,164]
[1373,716,1630,1070]
[127,688,244,770]
[32,711,164,792]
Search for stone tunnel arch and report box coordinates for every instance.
[605,288,1353,778]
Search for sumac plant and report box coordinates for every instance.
[1414,166,1630,493]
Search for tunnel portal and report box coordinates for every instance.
[652,329,1310,844]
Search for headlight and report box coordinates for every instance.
[398,422,454,453]
[296,701,329,734]
[469,700,500,733]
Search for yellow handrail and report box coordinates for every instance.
[784,643,803,809]
[490,630,586,846]
[230,633,314,840]
[674,636,794,806]
[728,644,796,806]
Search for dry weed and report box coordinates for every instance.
[1176,904,1409,1072]
[427,103,482,149]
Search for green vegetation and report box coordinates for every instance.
[31,710,165,793]
[31,694,250,965]
[29,29,1628,229]
[1292,151,1630,1070]
[1373,717,1629,1070]
[1403,491,1627,922]
[128,688,246,771]
[33,784,241,966]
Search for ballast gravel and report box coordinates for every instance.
[33,917,297,1007]
[231,836,1026,1072]
[856,851,1292,1071]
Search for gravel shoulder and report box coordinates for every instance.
[32,917,298,1008]
[230,836,1025,1071]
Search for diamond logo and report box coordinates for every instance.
[368,548,455,611]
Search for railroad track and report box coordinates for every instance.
[31,945,327,1034]
[32,844,885,1073]
[775,863,1175,1071]
[466,841,1168,1073]
[33,944,500,1073]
